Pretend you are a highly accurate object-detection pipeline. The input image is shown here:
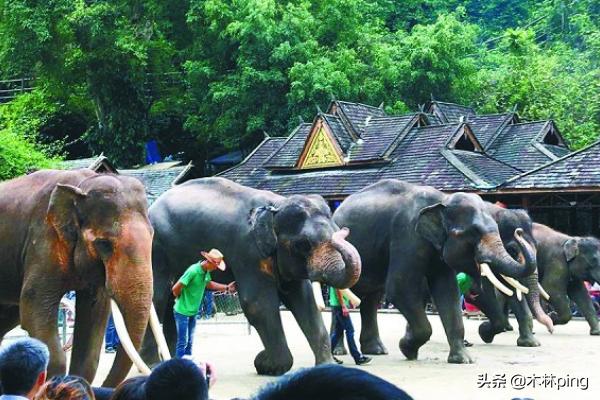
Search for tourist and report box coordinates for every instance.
[108,376,146,400]
[145,358,208,400]
[0,338,49,400]
[34,375,94,400]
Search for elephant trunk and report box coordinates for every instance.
[523,272,554,333]
[102,218,154,387]
[477,228,536,279]
[308,228,362,289]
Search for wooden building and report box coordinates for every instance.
[220,100,600,236]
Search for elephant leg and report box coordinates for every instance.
[567,280,600,335]
[508,296,540,347]
[279,280,333,365]
[472,280,510,344]
[238,274,293,375]
[69,288,110,382]
[0,305,20,338]
[547,288,572,326]
[19,281,65,377]
[359,290,388,355]
[428,269,473,364]
[387,272,432,361]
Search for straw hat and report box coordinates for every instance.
[201,248,226,271]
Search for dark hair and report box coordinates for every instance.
[34,375,94,400]
[109,376,147,400]
[0,337,50,395]
[145,359,207,400]
[252,364,413,400]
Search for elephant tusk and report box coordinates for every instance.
[515,287,523,301]
[500,275,530,295]
[538,283,550,301]
[480,263,514,297]
[341,288,361,308]
[312,282,326,311]
[149,304,172,361]
[110,300,152,375]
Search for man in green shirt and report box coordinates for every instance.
[329,287,372,366]
[172,248,236,358]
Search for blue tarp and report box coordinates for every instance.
[145,140,162,164]
[209,151,243,165]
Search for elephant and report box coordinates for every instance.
[533,223,600,335]
[332,179,538,363]
[0,169,164,387]
[467,204,553,347]
[140,177,361,375]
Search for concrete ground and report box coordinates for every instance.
[4,311,598,399]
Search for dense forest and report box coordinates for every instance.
[0,0,598,178]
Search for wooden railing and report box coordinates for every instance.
[0,78,34,103]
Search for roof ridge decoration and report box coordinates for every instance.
[297,117,344,169]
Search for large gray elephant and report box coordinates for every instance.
[467,204,553,347]
[533,223,600,335]
[141,177,361,375]
[333,179,538,363]
[0,170,160,387]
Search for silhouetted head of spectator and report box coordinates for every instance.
[109,376,147,400]
[0,337,49,398]
[34,375,94,400]
[252,364,413,400]
[145,358,207,400]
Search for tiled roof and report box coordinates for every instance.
[348,115,418,162]
[334,101,387,136]
[120,164,192,204]
[502,141,600,190]
[430,101,476,123]
[322,114,353,152]
[543,144,570,158]
[452,151,520,186]
[59,155,116,173]
[221,123,520,196]
[486,121,556,171]
[467,114,515,148]
[263,124,311,169]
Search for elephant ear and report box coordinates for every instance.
[46,183,87,244]
[249,205,278,258]
[563,238,579,262]
[415,203,446,251]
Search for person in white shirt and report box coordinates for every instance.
[0,338,49,400]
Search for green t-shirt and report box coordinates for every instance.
[328,287,350,307]
[174,262,212,316]
[456,272,473,295]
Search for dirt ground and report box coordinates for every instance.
[4,311,598,399]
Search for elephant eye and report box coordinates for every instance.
[94,238,113,258]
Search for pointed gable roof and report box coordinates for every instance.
[502,141,600,191]
[297,115,345,169]
[427,101,476,124]
[329,100,387,137]
[467,113,518,148]
[263,123,312,169]
[486,120,570,171]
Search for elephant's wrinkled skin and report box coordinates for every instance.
[469,204,552,347]
[141,177,361,375]
[533,223,600,335]
[0,170,154,387]
[333,179,537,364]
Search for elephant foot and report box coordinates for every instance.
[504,323,514,332]
[332,343,348,356]
[478,322,497,344]
[590,328,600,336]
[517,335,541,347]
[399,338,420,360]
[254,349,293,376]
[361,338,388,355]
[448,348,474,364]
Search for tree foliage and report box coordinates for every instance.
[0,0,598,175]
